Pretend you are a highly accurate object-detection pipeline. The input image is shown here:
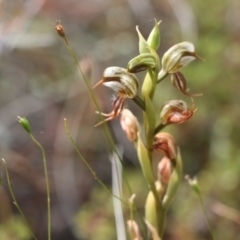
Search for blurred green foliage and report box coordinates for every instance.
[0,217,32,240]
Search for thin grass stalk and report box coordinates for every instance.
[186,175,216,240]
[28,134,51,240]
[64,118,125,204]
[1,158,38,240]
[199,194,216,240]
[196,185,216,240]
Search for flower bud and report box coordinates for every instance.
[54,20,68,45]
[95,96,125,127]
[157,156,172,184]
[136,25,149,54]
[147,20,161,51]
[127,220,143,240]
[160,42,202,74]
[153,132,177,160]
[171,72,202,97]
[120,109,140,142]
[93,67,139,98]
[128,53,156,73]
[18,116,32,134]
[160,100,196,125]
[185,175,199,193]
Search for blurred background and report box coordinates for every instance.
[0,0,240,239]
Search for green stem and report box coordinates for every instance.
[196,187,216,240]
[29,134,51,240]
[133,95,145,111]
[136,136,163,235]
[157,209,166,237]
[154,123,165,135]
[157,72,168,84]
[139,51,165,236]
[1,159,38,240]
[199,193,215,240]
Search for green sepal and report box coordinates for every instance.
[147,19,161,51]
[136,25,150,54]
[128,53,156,73]
[162,147,182,210]
[142,91,156,148]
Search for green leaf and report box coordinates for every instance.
[137,133,155,186]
